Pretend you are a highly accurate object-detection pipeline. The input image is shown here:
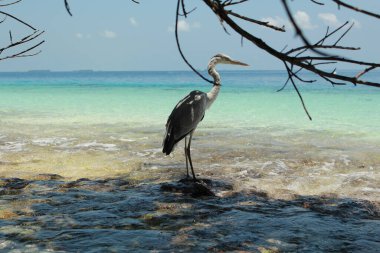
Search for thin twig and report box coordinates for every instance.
[176,0,213,84]
[64,0,72,16]
[355,66,376,80]
[284,62,313,120]
[332,0,380,19]
[227,10,285,32]
[0,11,36,30]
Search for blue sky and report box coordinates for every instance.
[1,0,379,71]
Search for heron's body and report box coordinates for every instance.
[162,54,248,181]
[162,90,207,155]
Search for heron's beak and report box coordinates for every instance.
[229,59,249,66]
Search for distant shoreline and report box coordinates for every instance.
[0,69,375,74]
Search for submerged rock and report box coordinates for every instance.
[0,178,30,195]
[160,178,233,197]
[31,173,64,181]
[0,178,30,189]
[0,179,29,196]
[60,178,91,189]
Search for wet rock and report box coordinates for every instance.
[59,177,130,193]
[32,173,64,181]
[60,178,91,188]
[296,196,380,219]
[0,178,30,195]
[0,209,18,219]
[161,179,216,197]
[0,178,30,189]
[96,178,130,188]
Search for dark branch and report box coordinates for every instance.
[0,0,22,7]
[284,62,313,120]
[202,0,380,88]
[227,10,285,32]
[0,10,36,30]
[0,1,44,62]
[176,0,213,84]
[64,0,72,16]
[332,0,380,19]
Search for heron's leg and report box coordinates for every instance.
[184,136,189,178]
[186,131,197,182]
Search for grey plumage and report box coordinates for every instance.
[163,90,207,155]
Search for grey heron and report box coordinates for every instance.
[162,54,249,181]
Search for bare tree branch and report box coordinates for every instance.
[176,0,213,84]
[0,10,36,30]
[64,0,72,16]
[227,10,286,32]
[0,0,22,7]
[200,0,380,89]
[0,0,45,62]
[332,0,380,19]
[284,62,313,120]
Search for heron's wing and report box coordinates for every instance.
[163,90,207,155]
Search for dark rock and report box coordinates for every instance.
[161,178,216,197]
[0,178,30,189]
[32,174,64,181]
[60,178,91,188]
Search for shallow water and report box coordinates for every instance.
[0,177,379,252]
[0,70,379,251]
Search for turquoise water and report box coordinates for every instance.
[0,70,378,133]
[0,71,379,252]
[0,70,379,198]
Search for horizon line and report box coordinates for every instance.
[0,69,371,73]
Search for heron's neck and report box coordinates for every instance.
[206,63,221,109]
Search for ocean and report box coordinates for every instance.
[0,70,379,252]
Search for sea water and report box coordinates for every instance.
[0,70,379,252]
[0,70,378,199]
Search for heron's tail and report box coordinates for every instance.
[162,126,175,155]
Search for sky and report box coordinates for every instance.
[0,0,379,71]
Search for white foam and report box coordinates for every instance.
[260,161,273,170]
[275,160,289,171]
[339,155,351,166]
[75,141,119,151]
[0,142,26,152]
[32,137,75,147]
[320,159,335,171]
[119,138,136,142]
[362,187,380,192]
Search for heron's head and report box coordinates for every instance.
[208,53,249,68]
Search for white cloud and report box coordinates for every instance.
[318,13,341,27]
[129,17,138,27]
[261,16,289,29]
[101,30,117,39]
[75,33,91,39]
[177,20,190,32]
[294,11,317,30]
[318,13,361,29]
[167,20,200,32]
